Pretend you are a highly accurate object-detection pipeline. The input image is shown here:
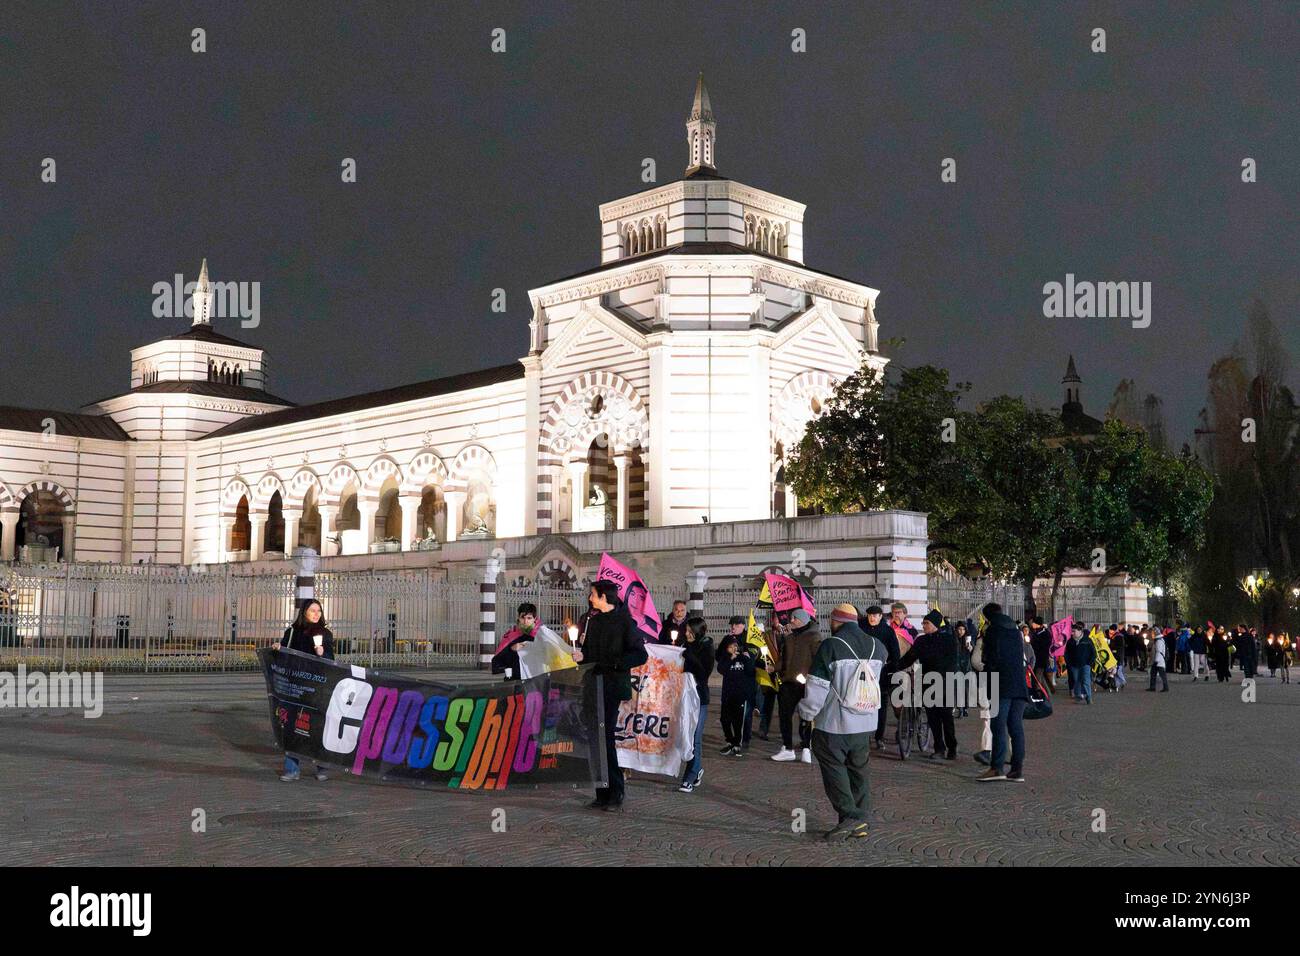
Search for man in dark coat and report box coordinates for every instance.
[657,600,690,645]
[858,605,900,750]
[576,580,649,811]
[977,603,1029,783]
[897,609,960,759]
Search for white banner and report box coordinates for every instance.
[615,643,701,776]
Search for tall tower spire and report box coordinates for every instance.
[1062,354,1081,406]
[685,73,717,175]
[191,258,213,327]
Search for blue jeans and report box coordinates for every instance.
[1070,664,1092,701]
[990,697,1027,775]
[682,702,707,784]
[283,754,322,776]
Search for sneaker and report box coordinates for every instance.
[731,747,745,758]
[602,801,624,813]
[850,822,870,838]
[278,772,300,782]
[1005,771,1025,783]
[771,747,797,762]
[719,744,736,755]
[945,750,957,760]
[974,750,991,766]
[694,768,703,787]
[823,822,855,842]
[678,780,696,793]
[976,768,1007,782]
[314,770,329,782]
[799,748,813,764]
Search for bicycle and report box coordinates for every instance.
[894,662,930,759]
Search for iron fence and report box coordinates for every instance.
[0,562,483,671]
[927,578,1132,627]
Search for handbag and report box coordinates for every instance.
[1023,666,1053,720]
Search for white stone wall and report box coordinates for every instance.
[0,431,129,563]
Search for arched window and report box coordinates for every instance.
[265,491,285,554]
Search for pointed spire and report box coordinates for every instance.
[689,73,713,124]
[1063,354,1080,382]
[685,73,717,175]
[192,258,213,326]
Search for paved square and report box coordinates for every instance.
[0,669,1295,866]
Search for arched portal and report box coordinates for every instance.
[16,490,66,558]
[230,496,251,553]
[416,485,446,542]
[264,491,285,554]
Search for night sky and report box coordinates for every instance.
[2,1,1296,445]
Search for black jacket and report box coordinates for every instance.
[897,625,959,677]
[860,616,901,681]
[1029,626,1052,668]
[982,612,1029,700]
[679,633,716,704]
[279,623,335,660]
[715,638,758,702]
[1065,635,1095,667]
[581,603,649,701]
[658,614,690,646]
[490,635,533,680]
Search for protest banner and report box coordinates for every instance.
[1050,615,1074,658]
[259,647,601,790]
[615,643,700,776]
[759,571,817,617]
[597,553,661,642]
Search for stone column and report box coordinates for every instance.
[686,569,708,617]
[398,495,421,550]
[479,553,501,670]
[784,488,798,519]
[282,510,302,555]
[357,499,378,552]
[248,515,265,561]
[292,547,319,611]
[0,512,18,561]
[612,454,630,530]
[60,515,77,562]
[567,460,589,532]
[218,516,234,562]
[316,506,337,557]
[444,491,466,541]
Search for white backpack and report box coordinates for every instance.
[828,635,881,715]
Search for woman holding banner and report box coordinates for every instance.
[576,579,648,811]
[271,599,335,782]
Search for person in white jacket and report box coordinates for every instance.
[1146,628,1170,692]
[798,604,889,842]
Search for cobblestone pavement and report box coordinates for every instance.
[1,669,1296,866]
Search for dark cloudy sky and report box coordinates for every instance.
[2,1,1296,445]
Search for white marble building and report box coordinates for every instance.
[0,78,893,580]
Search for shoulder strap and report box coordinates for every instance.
[830,634,875,663]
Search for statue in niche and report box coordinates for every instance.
[588,484,607,508]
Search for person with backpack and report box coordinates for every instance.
[896,609,960,759]
[798,603,888,840]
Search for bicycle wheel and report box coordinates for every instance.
[916,710,931,753]
[896,706,912,759]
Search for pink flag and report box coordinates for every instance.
[597,553,661,642]
[1049,615,1073,657]
[763,571,818,618]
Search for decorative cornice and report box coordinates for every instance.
[535,266,665,309]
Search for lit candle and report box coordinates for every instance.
[567,625,579,646]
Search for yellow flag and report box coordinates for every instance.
[758,581,772,605]
[747,609,779,690]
